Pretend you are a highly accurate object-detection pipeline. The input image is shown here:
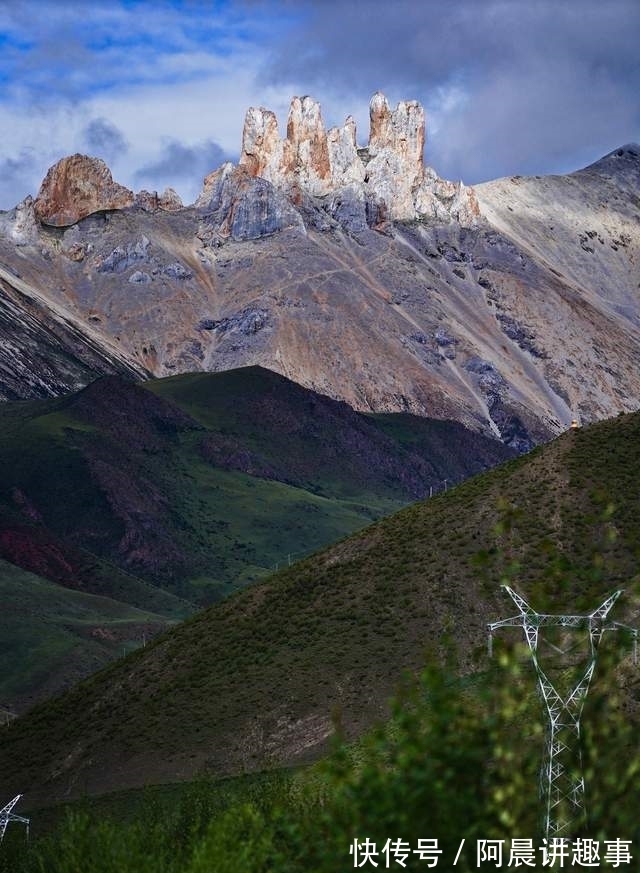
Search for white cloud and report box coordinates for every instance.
[0,40,297,207]
[1,0,638,207]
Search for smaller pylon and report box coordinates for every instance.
[0,795,30,843]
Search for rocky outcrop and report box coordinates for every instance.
[134,188,183,212]
[34,154,134,227]
[60,224,90,261]
[25,96,477,240]
[239,107,284,182]
[97,236,150,273]
[364,92,479,223]
[196,163,305,241]
[283,95,333,196]
[0,196,39,246]
[240,97,335,197]
[363,92,475,223]
[414,168,481,226]
[225,92,478,232]
[326,117,365,192]
[368,93,425,171]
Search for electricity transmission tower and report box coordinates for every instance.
[0,795,30,843]
[488,586,637,838]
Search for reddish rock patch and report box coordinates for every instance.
[34,154,134,227]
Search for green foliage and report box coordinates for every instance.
[5,654,640,872]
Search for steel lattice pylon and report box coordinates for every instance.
[0,795,29,843]
[488,586,638,838]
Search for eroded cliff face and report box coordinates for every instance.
[22,93,477,243]
[229,92,479,233]
[195,163,305,241]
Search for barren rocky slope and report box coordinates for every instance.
[1,94,638,449]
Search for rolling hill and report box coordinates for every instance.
[0,365,511,712]
[0,559,178,714]
[3,406,639,807]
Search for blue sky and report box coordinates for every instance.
[0,0,638,208]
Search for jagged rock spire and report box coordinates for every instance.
[238,91,426,203]
[206,92,480,234]
[28,93,477,236]
[239,107,283,182]
[284,96,332,194]
[239,96,363,196]
[368,91,425,172]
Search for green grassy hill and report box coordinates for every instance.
[0,560,179,713]
[2,408,639,807]
[0,367,511,605]
[1,366,511,711]
[147,369,509,501]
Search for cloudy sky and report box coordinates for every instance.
[0,0,638,209]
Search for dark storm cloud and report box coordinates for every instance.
[0,149,40,208]
[134,139,232,201]
[83,118,129,162]
[261,0,640,181]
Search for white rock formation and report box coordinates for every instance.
[230,92,478,228]
[239,108,284,183]
[1,196,40,246]
[327,116,365,188]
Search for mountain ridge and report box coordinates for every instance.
[0,365,513,712]
[0,97,638,449]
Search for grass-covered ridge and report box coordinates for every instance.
[0,367,511,605]
[0,365,511,710]
[2,409,639,807]
[0,560,177,713]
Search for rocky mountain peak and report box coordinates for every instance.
[239,91,426,198]
[33,154,134,227]
[23,94,478,238]
[5,196,39,246]
[284,95,333,194]
[240,95,336,196]
[228,92,478,232]
[326,114,365,190]
[573,143,640,198]
[239,106,283,181]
